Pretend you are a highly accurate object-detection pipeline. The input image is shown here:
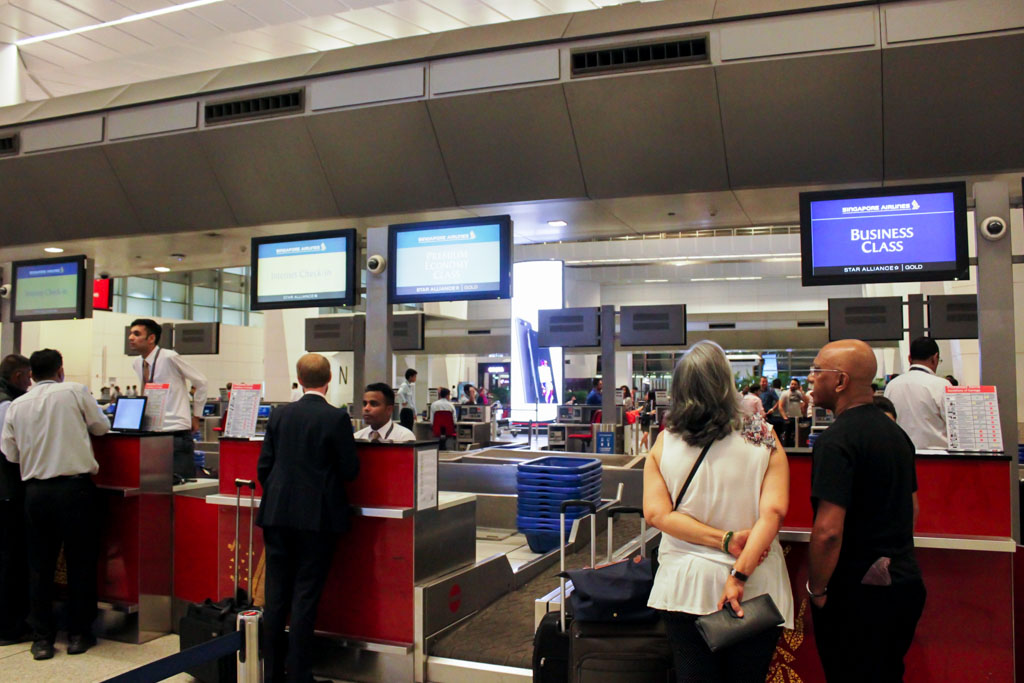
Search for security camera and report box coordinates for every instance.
[366,254,387,274]
[979,216,1008,241]
[0,284,9,298]
[99,272,111,280]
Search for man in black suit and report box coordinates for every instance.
[257,354,359,683]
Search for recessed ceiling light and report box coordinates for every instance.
[154,267,171,273]
[15,0,225,46]
[644,279,669,283]
[547,220,568,227]
[43,247,64,253]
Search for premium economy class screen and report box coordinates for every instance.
[13,259,82,321]
[393,223,504,298]
[801,184,968,286]
[255,235,349,306]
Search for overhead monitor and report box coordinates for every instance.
[11,255,90,322]
[251,228,358,310]
[388,215,512,304]
[800,182,969,287]
[828,296,904,342]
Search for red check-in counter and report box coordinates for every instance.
[205,437,476,679]
[772,450,1015,682]
[91,433,173,643]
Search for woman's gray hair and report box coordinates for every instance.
[665,340,742,447]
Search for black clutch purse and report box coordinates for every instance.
[694,594,784,652]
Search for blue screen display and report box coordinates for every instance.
[394,223,503,297]
[113,397,146,430]
[807,190,960,278]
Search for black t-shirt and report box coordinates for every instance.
[811,404,920,589]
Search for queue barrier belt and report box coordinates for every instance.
[102,630,243,683]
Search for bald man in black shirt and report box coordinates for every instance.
[806,339,925,682]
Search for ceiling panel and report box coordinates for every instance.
[47,34,124,61]
[882,33,1024,179]
[717,50,883,188]
[10,0,100,29]
[199,52,321,92]
[256,23,351,51]
[305,100,457,215]
[0,4,63,35]
[562,0,715,37]
[564,67,729,198]
[189,2,265,32]
[58,0,136,23]
[152,10,225,41]
[713,0,858,20]
[0,158,58,244]
[197,117,339,225]
[427,84,586,205]
[14,146,141,242]
[117,17,191,48]
[596,191,750,232]
[297,14,389,44]
[232,0,307,26]
[419,0,508,25]
[309,32,438,74]
[18,42,91,68]
[341,7,432,38]
[84,26,159,53]
[731,182,865,225]
[464,197,633,242]
[286,0,350,16]
[103,132,238,233]
[428,13,571,54]
[380,1,469,32]
[476,0,551,21]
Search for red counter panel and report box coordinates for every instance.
[347,446,416,509]
[219,439,265,498]
[92,435,142,489]
[97,495,139,604]
[175,494,219,604]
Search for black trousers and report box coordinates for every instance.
[661,610,781,683]
[262,526,338,683]
[172,431,195,480]
[812,579,926,683]
[24,476,99,642]
[0,497,30,638]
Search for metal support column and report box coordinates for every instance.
[973,181,1018,542]
[1,265,21,357]
[364,228,393,387]
[601,305,615,424]
[907,294,925,341]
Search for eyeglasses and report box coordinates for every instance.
[808,366,845,377]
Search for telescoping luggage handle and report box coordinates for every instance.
[607,506,647,560]
[234,479,257,605]
[559,498,597,634]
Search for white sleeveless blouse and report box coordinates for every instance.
[647,416,795,628]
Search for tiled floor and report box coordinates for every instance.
[0,634,350,682]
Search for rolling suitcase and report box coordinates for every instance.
[179,478,259,683]
[568,507,674,683]
[532,499,597,683]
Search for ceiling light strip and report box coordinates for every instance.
[15,0,225,46]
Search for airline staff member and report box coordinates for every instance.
[127,319,208,479]
[2,349,111,659]
[354,383,416,443]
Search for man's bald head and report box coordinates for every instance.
[296,353,331,389]
[818,339,877,388]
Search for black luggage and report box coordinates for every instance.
[532,499,597,683]
[179,478,257,683]
[568,507,674,683]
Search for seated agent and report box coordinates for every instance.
[354,383,416,443]
[430,387,457,421]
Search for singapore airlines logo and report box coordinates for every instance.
[842,199,921,215]
[320,242,327,251]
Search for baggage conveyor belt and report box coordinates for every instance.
[430,518,641,669]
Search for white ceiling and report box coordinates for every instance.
[2,0,661,98]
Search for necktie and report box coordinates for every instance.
[370,431,381,443]
[141,360,150,396]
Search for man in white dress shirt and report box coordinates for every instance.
[354,383,415,443]
[127,319,208,479]
[2,349,111,660]
[883,337,951,450]
[429,387,457,421]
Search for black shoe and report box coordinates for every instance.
[0,628,32,646]
[30,640,54,660]
[67,634,96,655]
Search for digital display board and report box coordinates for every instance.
[800,182,968,286]
[251,228,357,310]
[388,215,512,304]
[511,260,563,422]
[11,255,90,322]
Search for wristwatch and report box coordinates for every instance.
[729,567,749,582]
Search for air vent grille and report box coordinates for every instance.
[797,321,826,328]
[0,133,18,156]
[205,89,304,125]
[708,322,736,330]
[571,35,709,77]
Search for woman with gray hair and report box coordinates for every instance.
[643,341,793,682]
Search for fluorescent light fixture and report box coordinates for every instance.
[154,266,171,273]
[547,220,568,227]
[16,0,224,46]
[690,276,763,282]
[566,252,800,266]
[644,279,668,283]
[763,256,802,263]
[43,247,64,253]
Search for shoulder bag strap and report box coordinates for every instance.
[674,439,714,510]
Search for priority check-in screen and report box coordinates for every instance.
[14,260,82,320]
[255,236,349,305]
[393,223,503,298]
[801,185,968,286]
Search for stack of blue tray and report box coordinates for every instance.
[516,456,602,553]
